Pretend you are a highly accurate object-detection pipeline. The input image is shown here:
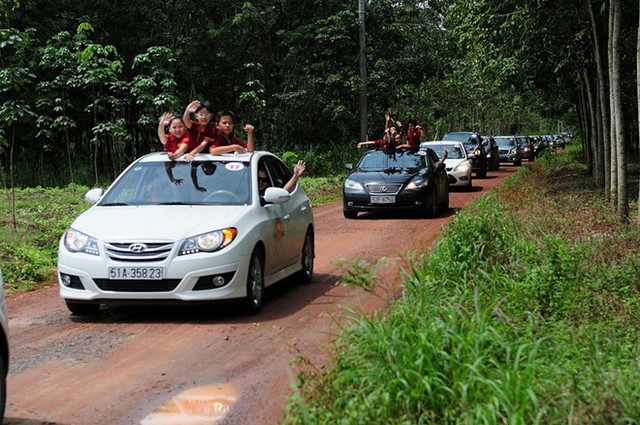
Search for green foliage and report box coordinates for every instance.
[0,184,91,291]
[286,152,640,423]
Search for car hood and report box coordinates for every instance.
[69,205,252,241]
[443,158,469,168]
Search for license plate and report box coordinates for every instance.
[109,267,164,280]
[370,195,396,204]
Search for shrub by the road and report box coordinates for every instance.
[285,147,640,424]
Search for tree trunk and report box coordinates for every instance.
[588,0,608,190]
[608,1,617,206]
[584,69,599,171]
[637,0,640,219]
[611,0,628,219]
[10,124,17,230]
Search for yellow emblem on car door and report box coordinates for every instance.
[273,218,284,253]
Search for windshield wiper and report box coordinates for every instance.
[101,202,129,206]
[158,201,188,205]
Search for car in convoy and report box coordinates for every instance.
[57,151,315,315]
[442,132,488,178]
[343,148,449,219]
[420,141,473,189]
[482,135,500,171]
[0,267,8,422]
[516,135,535,161]
[494,135,523,165]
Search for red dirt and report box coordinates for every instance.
[4,167,515,425]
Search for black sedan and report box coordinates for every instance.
[343,149,449,219]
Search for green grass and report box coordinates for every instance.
[284,146,640,424]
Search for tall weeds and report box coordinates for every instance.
[285,149,640,424]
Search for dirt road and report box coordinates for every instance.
[5,166,516,425]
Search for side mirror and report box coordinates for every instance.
[263,187,291,205]
[345,163,354,171]
[85,188,104,204]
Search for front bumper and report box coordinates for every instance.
[58,241,251,303]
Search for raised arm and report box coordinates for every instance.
[284,160,305,193]
[157,113,172,146]
[183,100,200,129]
[244,124,255,152]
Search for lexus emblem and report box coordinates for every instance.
[380,186,387,192]
[129,243,148,253]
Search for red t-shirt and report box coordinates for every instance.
[188,122,218,151]
[373,139,398,149]
[210,133,247,149]
[165,133,191,154]
[406,128,423,149]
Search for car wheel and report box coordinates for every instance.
[466,178,473,191]
[244,248,265,314]
[424,186,438,218]
[516,159,522,166]
[478,168,487,178]
[343,210,358,219]
[296,229,314,284]
[65,300,100,315]
[0,350,6,422]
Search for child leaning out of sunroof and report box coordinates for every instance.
[187,110,255,157]
[157,113,191,160]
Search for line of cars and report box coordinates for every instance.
[341,131,571,220]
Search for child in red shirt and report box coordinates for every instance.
[157,113,191,160]
[208,110,255,155]
[183,100,218,160]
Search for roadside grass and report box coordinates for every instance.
[284,146,640,424]
[0,177,343,293]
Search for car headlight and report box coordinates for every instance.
[344,178,364,191]
[64,228,100,256]
[474,149,482,156]
[406,178,428,190]
[179,228,238,255]
[510,148,517,154]
[524,147,530,152]
[453,163,470,173]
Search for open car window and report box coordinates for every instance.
[99,160,251,206]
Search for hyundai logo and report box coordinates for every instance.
[380,186,387,192]
[129,243,148,253]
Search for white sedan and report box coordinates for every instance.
[420,141,473,189]
[58,151,314,315]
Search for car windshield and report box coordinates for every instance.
[426,144,465,159]
[358,150,426,171]
[99,160,251,206]
[495,137,516,147]
[442,132,472,143]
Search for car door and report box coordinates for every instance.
[261,158,305,270]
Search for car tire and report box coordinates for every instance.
[343,210,358,219]
[65,300,100,315]
[0,350,6,422]
[466,178,473,191]
[424,186,438,218]
[478,168,487,178]
[296,229,314,284]
[244,248,265,315]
